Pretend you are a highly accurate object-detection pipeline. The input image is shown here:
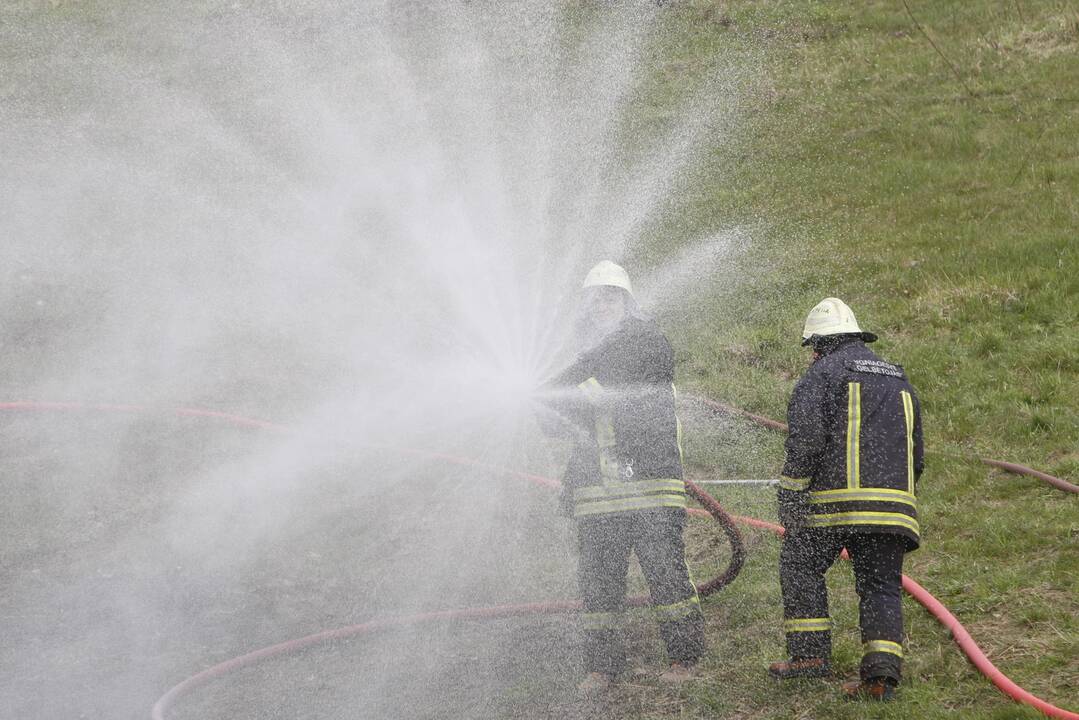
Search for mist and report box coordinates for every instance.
[1,2,762,718]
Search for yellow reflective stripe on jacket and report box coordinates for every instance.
[809,488,917,508]
[595,414,616,450]
[780,476,811,492]
[863,639,904,658]
[577,376,604,404]
[673,383,686,466]
[574,494,688,517]
[582,611,623,631]
[846,382,862,489]
[574,479,686,500]
[783,617,832,633]
[573,479,687,517]
[652,594,701,623]
[805,511,920,536]
[683,556,697,587]
[901,390,915,494]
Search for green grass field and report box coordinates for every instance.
[635,1,1077,717]
[5,2,1076,718]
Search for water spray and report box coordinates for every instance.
[1,401,1074,720]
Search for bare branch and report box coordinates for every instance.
[900,0,977,98]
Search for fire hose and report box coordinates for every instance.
[0,401,1074,719]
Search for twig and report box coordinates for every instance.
[900,0,977,97]
[1009,125,1050,186]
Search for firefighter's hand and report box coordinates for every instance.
[533,404,567,438]
[777,490,809,533]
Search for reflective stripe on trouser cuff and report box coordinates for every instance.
[653,594,701,623]
[805,511,920,536]
[578,377,604,404]
[779,476,810,491]
[863,640,903,658]
[784,617,833,633]
[582,611,623,631]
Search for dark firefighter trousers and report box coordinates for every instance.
[780,529,906,683]
[577,507,705,675]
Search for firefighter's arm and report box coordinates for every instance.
[534,351,623,451]
[777,376,826,532]
[532,402,586,440]
[557,447,591,518]
[543,347,617,409]
[533,354,601,430]
[913,392,925,484]
[776,487,810,533]
[637,330,675,386]
[783,376,827,479]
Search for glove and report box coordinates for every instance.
[777,489,809,534]
[534,403,571,439]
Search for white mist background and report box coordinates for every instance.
[1,2,762,718]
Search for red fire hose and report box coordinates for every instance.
[148,481,745,720]
[0,401,1074,719]
[709,512,1079,720]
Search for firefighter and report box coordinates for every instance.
[768,297,923,702]
[539,260,705,695]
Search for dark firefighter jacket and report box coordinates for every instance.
[779,339,924,549]
[547,316,686,518]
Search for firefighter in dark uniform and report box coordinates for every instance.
[768,297,923,702]
[540,260,705,695]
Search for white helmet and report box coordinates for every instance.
[582,260,633,296]
[801,297,876,346]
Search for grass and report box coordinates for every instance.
[4,1,1076,718]
[621,1,1079,717]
